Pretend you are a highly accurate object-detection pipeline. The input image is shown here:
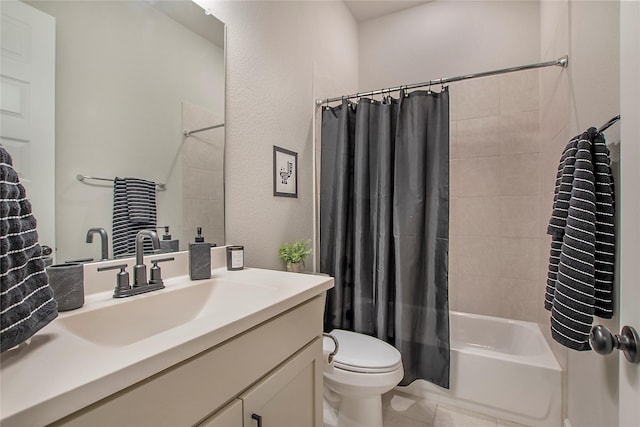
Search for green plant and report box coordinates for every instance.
[278,239,312,267]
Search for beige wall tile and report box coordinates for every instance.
[458,236,501,278]
[538,193,555,238]
[500,153,539,196]
[449,198,460,237]
[182,136,224,171]
[499,277,538,321]
[182,198,223,243]
[499,196,539,238]
[449,84,459,122]
[449,121,458,158]
[452,273,501,317]
[538,149,561,197]
[500,69,540,113]
[500,237,540,281]
[183,168,221,200]
[500,110,540,155]
[455,196,501,237]
[453,116,500,158]
[453,156,502,196]
[455,76,500,120]
[447,61,556,322]
[539,72,569,139]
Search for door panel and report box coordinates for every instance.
[619,1,640,426]
[241,339,322,427]
[1,1,56,256]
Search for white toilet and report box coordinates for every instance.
[322,329,404,427]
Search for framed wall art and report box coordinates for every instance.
[273,145,298,198]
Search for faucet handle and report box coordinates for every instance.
[97,263,130,296]
[149,257,175,286]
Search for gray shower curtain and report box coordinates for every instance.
[320,89,450,388]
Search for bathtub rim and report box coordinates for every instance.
[448,310,562,372]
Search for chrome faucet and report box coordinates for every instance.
[86,227,109,260]
[133,230,160,287]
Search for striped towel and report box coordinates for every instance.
[112,177,157,257]
[545,128,615,351]
[1,146,58,352]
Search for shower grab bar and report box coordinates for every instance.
[76,174,166,191]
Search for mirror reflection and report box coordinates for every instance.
[25,0,225,263]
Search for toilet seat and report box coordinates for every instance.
[324,329,402,374]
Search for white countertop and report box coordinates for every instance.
[0,251,333,427]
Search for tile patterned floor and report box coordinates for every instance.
[382,391,530,427]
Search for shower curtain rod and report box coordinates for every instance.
[316,55,569,105]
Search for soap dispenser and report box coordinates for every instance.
[189,227,211,280]
[159,226,179,252]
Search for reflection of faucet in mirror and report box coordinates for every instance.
[133,230,160,287]
[86,228,109,261]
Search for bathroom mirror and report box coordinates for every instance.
[25,0,226,263]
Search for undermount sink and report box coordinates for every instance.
[56,278,276,347]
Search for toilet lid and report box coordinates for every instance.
[324,329,402,374]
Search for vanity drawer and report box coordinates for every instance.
[49,295,324,427]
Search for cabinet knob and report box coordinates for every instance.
[251,413,262,427]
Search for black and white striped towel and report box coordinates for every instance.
[1,146,58,352]
[545,128,615,351]
[112,177,157,257]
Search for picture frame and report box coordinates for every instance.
[273,145,298,198]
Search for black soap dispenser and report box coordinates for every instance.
[159,226,180,252]
[189,227,211,280]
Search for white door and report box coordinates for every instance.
[619,2,640,426]
[1,0,56,257]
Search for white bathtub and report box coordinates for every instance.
[400,311,562,427]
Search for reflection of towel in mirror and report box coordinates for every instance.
[1,146,58,352]
[112,177,157,257]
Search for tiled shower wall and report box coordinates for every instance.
[448,69,544,322]
[182,101,225,249]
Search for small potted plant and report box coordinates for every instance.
[278,239,312,273]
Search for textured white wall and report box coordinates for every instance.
[358,0,541,92]
[197,1,358,270]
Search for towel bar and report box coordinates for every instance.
[76,174,166,191]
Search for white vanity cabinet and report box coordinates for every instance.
[239,339,322,427]
[198,400,243,427]
[200,339,322,427]
[49,295,325,427]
